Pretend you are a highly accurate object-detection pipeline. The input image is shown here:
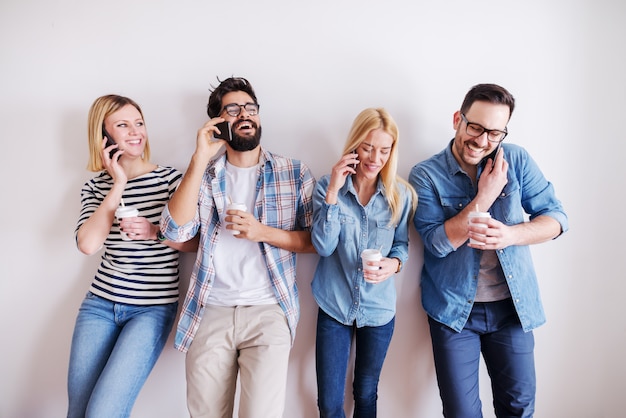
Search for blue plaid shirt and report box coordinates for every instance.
[161,148,315,351]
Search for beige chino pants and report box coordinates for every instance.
[186,304,291,418]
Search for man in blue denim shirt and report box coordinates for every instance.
[409,84,568,418]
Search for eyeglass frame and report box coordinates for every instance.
[221,102,260,117]
[460,113,508,143]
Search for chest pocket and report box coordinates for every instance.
[339,214,357,244]
[440,196,471,219]
[492,180,523,225]
[374,219,395,252]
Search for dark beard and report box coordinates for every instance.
[229,124,262,152]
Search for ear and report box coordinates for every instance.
[452,111,462,131]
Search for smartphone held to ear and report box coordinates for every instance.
[350,149,358,169]
[102,127,117,159]
[482,142,501,169]
[214,121,232,141]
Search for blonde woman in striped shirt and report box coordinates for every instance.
[67,95,198,418]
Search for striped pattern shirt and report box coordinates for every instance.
[161,148,315,352]
[76,166,183,305]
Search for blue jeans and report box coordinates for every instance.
[315,308,395,418]
[428,298,536,418]
[67,292,177,418]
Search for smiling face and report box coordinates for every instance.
[220,91,262,152]
[354,128,394,182]
[451,100,510,173]
[103,104,147,159]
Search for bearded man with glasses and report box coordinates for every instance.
[409,84,568,418]
[160,77,316,417]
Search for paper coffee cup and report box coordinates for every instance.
[226,203,247,235]
[468,211,491,245]
[115,206,139,241]
[361,248,382,270]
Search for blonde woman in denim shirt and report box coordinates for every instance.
[311,108,417,417]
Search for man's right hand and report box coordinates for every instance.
[194,118,228,163]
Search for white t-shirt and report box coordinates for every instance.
[207,162,277,306]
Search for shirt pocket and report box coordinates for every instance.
[493,180,524,225]
[374,218,395,252]
[339,214,357,244]
[440,196,470,219]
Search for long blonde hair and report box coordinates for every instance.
[86,95,151,172]
[342,108,417,224]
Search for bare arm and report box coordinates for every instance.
[167,119,226,226]
[76,143,127,255]
[167,234,200,252]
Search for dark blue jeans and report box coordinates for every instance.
[315,308,395,418]
[428,298,536,418]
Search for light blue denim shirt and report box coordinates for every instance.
[409,141,568,332]
[311,174,413,327]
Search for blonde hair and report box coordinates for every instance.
[86,95,151,172]
[342,108,417,224]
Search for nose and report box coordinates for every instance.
[238,107,252,119]
[475,131,490,147]
[369,149,381,161]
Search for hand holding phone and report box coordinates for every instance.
[214,121,232,141]
[349,149,359,170]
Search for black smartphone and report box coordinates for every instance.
[214,121,232,141]
[482,142,502,169]
[349,149,358,169]
[102,127,117,159]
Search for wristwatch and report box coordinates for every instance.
[156,230,167,242]
[393,257,402,273]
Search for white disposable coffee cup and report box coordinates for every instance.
[226,203,247,235]
[115,206,139,241]
[468,211,491,245]
[361,248,382,280]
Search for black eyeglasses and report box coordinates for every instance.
[221,103,260,117]
[460,113,508,143]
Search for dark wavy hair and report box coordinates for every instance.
[207,77,259,118]
[460,83,515,119]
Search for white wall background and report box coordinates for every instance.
[1,0,624,417]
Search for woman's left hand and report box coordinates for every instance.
[119,217,158,240]
[362,257,398,284]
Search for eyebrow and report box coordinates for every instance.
[363,142,392,150]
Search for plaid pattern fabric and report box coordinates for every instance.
[162,148,315,352]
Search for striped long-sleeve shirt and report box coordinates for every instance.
[161,148,315,351]
[75,166,183,305]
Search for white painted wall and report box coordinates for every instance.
[1,0,624,417]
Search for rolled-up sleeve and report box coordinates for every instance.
[160,204,200,242]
